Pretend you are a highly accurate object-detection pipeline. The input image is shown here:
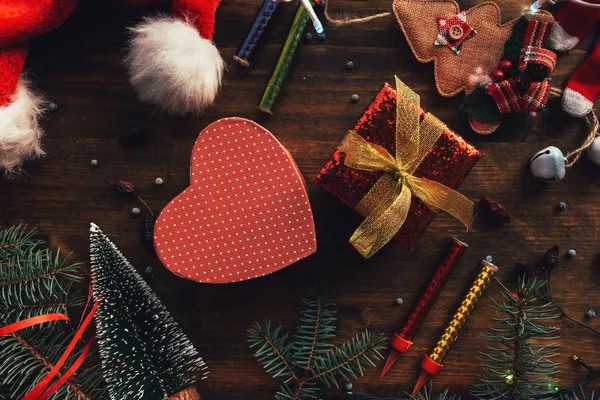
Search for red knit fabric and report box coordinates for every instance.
[567,37,600,106]
[0,0,78,47]
[554,0,600,42]
[0,0,78,105]
[0,43,27,107]
[172,0,222,39]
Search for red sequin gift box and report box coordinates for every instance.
[314,83,482,250]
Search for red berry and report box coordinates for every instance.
[498,60,513,72]
[491,69,505,82]
[109,179,136,195]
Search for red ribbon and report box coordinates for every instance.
[0,313,70,336]
[21,301,99,400]
[35,337,96,400]
[0,292,100,400]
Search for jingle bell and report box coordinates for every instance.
[587,137,600,167]
[530,146,566,181]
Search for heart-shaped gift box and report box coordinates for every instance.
[154,117,317,283]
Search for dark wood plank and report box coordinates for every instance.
[2,0,600,398]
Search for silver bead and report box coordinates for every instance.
[587,137,600,166]
[530,146,566,181]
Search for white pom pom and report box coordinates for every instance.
[0,78,44,175]
[124,16,225,116]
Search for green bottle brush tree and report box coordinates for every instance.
[90,223,208,400]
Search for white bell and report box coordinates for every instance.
[587,137,600,166]
[530,146,566,181]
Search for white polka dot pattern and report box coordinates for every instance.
[154,117,317,284]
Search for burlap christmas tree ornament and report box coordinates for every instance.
[393,0,517,97]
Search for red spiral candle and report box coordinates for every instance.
[380,237,467,379]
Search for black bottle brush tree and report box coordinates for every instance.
[90,223,208,400]
[248,290,386,400]
[0,225,107,399]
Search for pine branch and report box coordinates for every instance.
[309,331,385,388]
[249,321,297,382]
[275,382,319,400]
[249,292,384,399]
[472,277,560,400]
[0,225,107,399]
[0,225,40,256]
[0,314,102,399]
[292,291,336,372]
[0,248,83,323]
[563,389,596,400]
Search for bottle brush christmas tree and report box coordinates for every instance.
[90,223,208,400]
[0,225,106,399]
[248,290,385,400]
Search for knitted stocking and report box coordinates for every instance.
[563,37,600,116]
[549,0,600,52]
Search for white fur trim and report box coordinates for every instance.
[563,87,593,117]
[549,23,580,52]
[124,16,225,116]
[0,78,44,174]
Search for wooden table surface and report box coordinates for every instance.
[2,0,600,398]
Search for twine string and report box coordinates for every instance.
[548,88,600,167]
[323,0,391,27]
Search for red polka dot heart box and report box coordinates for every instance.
[154,117,317,284]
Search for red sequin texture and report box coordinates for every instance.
[314,83,482,250]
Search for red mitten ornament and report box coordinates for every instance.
[122,0,225,116]
[154,118,317,284]
[0,0,78,174]
[549,0,600,117]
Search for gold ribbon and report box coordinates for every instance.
[339,76,474,258]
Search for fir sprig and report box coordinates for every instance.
[249,291,385,400]
[0,225,106,399]
[472,277,561,400]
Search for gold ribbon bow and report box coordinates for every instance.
[339,76,474,258]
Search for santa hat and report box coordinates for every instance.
[0,0,78,174]
[123,0,225,116]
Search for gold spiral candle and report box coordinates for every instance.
[413,260,498,395]
[428,260,498,364]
